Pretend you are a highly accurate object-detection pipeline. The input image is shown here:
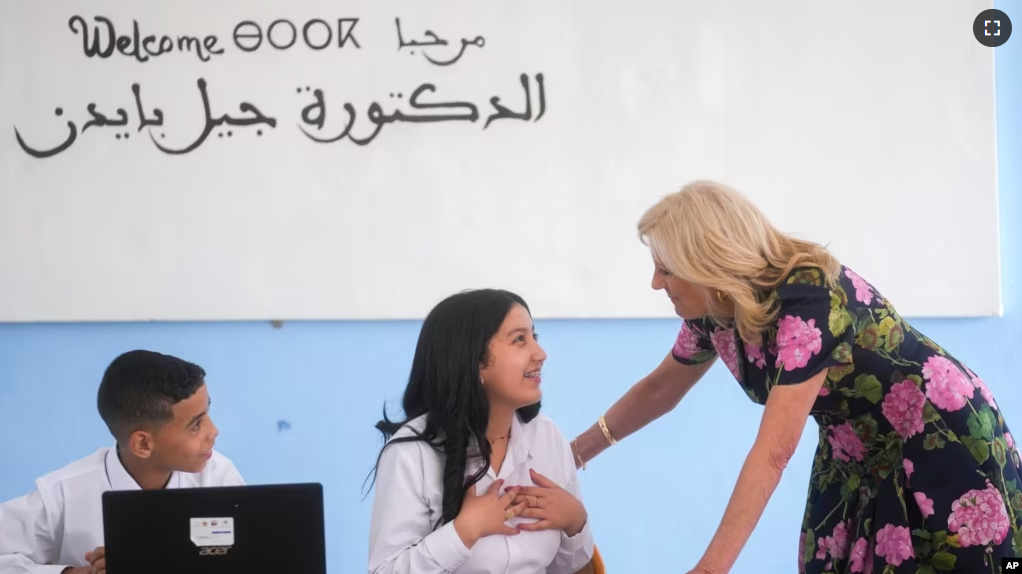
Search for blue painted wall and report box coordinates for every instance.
[1,4,1018,571]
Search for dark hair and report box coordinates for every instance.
[97,350,207,439]
[367,289,541,528]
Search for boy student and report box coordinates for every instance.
[0,350,245,574]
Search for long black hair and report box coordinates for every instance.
[367,289,542,528]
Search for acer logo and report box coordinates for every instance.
[198,546,231,556]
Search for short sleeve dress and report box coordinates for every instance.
[672,266,1022,573]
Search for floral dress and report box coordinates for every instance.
[672,266,1022,573]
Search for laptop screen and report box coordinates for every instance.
[102,483,326,574]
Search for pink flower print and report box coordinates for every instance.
[948,480,1011,547]
[827,520,852,560]
[973,377,997,410]
[913,492,934,518]
[850,537,870,573]
[963,364,998,410]
[1006,433,1020,462]
[814,520,853,562]
[881,380,926,439]
[903,459,914,485]
[827,422,866,462]
[922,355,974,411]
[844,268,874,305]
[672,322,702,360]
[874,524,914,566]
[710,327,740,380]
[818,387,831,397]
[775,315,823,371]
[798,532,807,574]
[746,342,767,369]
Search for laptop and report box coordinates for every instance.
[102,483,326,574]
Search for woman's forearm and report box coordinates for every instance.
[694,443,787,574]
[574,378,669,462]
[694,372,823,572]
[574,356,714,464]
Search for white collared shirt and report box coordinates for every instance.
[0,446,245,574]
[368,413,594,574]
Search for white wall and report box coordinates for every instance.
[0,0,1000,321]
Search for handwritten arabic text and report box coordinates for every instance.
[17,14,547,158]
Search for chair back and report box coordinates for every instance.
[572,543,606,574]
[591,544,606,574]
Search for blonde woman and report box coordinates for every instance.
[559,181,1020,573]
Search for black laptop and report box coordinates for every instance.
[102,483,326,574]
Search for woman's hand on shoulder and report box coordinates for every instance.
[509,469,587,537]
[453,479,527,548]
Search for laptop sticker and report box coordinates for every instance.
[189,517,235,547]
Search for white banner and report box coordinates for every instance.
[0,0,1000,321]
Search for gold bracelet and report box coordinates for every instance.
[597,415,618,446]
[571,438,586,471]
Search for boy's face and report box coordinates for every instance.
[140,384,220,473]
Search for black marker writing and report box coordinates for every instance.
[81,103,128,133]
[132,84,165,132]
[150,79,276,155]
[13,79,277,157]
[298,72,545,147]
[484,73,545,128]
[68,15,224,63]
[395,18,484,66]
[18,13,548,158]
[233,18,360,52]
[14,108,77,159]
